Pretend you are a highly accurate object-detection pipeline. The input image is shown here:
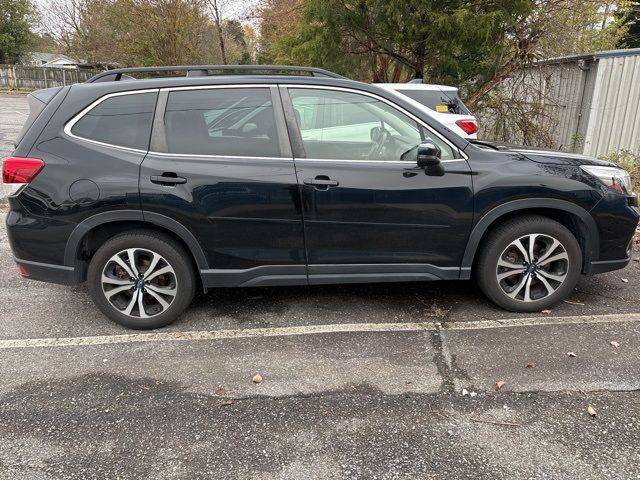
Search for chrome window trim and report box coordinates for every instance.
[161,84,272,92]
[63,88,160,154]
[283,84,468,161]
[64,83,468,162]
[147,151,290,161]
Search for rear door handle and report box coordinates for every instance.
[303,176,339,190]
[150,174,187,185]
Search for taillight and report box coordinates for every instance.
[2,157,44,195]
[455,119,478,135]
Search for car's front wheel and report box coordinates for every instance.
[476,215,582,312]
[87,231,196,329]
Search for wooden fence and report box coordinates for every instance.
[0,65,101,90]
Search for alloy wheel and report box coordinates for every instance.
[101,248,178,318]
[496,233,569,302]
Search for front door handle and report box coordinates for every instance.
[303,176,339,190]
[150,174,187,185]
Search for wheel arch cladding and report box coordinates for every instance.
[64,211,209,276]
[461,199,599,277]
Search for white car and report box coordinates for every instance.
[375,81,478,139]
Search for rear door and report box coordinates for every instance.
[140,85,307,287]
[281,86,474,283]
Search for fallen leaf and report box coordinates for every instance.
[610,341,620,348]
[221,399,234,406]
[461,388,469,396]
[252,373,263,384]
[525,362,536,368]
[494,381,506,391]
[214,387,226,396]
[563,300,585,306]
[587,405,597,417]
[174,332,183,338]
[541,309,552,314]
[470,392,478,397]
[621,278,629,283]
[567,352,577,357]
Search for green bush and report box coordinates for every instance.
[599,150,640,194]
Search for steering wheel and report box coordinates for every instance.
[367,125,392,160]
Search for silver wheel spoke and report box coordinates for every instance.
[512,238,530,263]
[497,268,526,281]
[537,274,557,295]
[498,258,524,269]
[101,274,133,286]
[126,249,140,277]
[537,269,567,283]
[145,289,170,310]
[537,252,568,266]
[143,252,162,280]
[137,291,148,318]
[528,234,537,263]
[537,239,560,264]
[123,290,139,315]
[145,265,173,282]
[146,284,177,297]
[507,274,529,299]
[523,274,533,302]
[105,285,133,298]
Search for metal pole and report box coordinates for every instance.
[43,67,47,88]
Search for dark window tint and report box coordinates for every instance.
[396,89,470,115]
[71,92,157,150]
[164,88,280,157]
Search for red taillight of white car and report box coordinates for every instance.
[455,119,478,135]
[2,157,45,195]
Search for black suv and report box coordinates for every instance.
[3,65,638,329]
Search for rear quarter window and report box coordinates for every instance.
[70,92,157,150]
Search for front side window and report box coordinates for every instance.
[164,88,281,157]
[289,88,455,161]
[70,92,157,150]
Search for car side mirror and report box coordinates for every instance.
[416,142,441,168]
[417,142,445,176]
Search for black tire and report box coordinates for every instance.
[87,230,196,329]
[475,215,582,312]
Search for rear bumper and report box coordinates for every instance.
[14,258,83,285]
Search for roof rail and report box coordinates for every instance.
[86,65,346,83]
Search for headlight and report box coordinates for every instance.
[581,165,633,194]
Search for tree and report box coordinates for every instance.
[0,0,37,63]
[618,1,640,47]
[43,0,220,66]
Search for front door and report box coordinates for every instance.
[282,86,474,283]
[140,85,307,287]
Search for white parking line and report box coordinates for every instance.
[0,313,638,350]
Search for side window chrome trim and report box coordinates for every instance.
[160,84,273,92]
[284,84,468,161]
[147,151,291,161]
[63,88,160,154]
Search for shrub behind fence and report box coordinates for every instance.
[0,65,100,90]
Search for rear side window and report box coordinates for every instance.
[395,89,470,115]
[163,88,281,157]
[70,92,157,150]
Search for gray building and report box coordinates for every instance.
[480,48,640,158]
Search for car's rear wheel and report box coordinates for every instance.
[476,216,582,312]
[87,231,196,329]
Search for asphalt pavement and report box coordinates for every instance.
[1,92,640,479]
